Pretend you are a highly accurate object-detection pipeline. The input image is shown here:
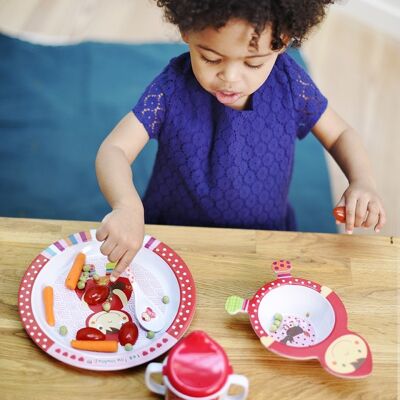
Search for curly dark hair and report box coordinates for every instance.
[155,0,334,50]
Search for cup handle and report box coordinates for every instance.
[145,363,166,395]
[224,374,249,400]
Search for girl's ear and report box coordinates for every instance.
[278,33,292,54]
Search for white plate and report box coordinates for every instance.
[18,230,196,371]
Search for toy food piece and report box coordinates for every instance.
[333,206,346,223]
[77,281,85,290]
[83,285,110,305]
[269,325,278,333]
[76,327,105,341]
[274,313,282,321]
[59,326,68,336]
[269,313,283,332]
[106,262,116,275]
[65,252,86,290]
[118,321,139,346]
[71,340,118,352]
[146,331,155,339]
[43,286,55,326]
[98,276,110,286]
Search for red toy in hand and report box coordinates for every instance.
[333,206,346,223]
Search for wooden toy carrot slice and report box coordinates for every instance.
[70,340,118,353]
[65,252,86,290]
[43,286,55,326]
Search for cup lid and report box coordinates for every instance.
[163,331,233,397]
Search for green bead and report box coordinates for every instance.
[83,271,89,277]
[146,331,155,339]
[124,344,133,351]
[83,265,91,272]
[162,296,170,304]
[93,274,100,281]
[77,281,85,289]
[102,302,111,312]
[59,326,68,336]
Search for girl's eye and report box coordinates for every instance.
[245,63,263,69]
[201,55,221,65]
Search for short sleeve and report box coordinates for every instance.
[132,80,166,140]
[287,56,328,139]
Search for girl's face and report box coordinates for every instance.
[182,19,285,111]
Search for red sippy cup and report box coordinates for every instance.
[145,330,248,400]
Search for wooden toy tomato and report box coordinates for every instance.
[83,285,110,305]
[333,206,346,223]
[119,321,139,346]
[76,327,105,341]
[225,260,373,379]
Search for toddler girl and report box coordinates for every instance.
[95,0,386,280]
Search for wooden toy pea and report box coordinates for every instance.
[162,296,170,304]
[146,331,155,339]
[274,313,282,321]
[269,325,278,332]
[59,326,68,336]
[77,281,86,290]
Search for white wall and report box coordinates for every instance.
[335,0,400,40]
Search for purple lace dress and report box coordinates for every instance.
[133,52,327,230]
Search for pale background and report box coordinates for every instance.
[0,0,398,237]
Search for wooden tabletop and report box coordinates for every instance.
[0,217,398,400]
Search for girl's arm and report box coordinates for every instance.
[95,112,150,279]
[311,106,386,234]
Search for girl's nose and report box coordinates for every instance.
[217,64,240,84]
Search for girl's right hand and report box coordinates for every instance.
[96,205,145,281]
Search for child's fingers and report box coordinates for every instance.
[96,224,108,242]
[335,196,346,208]
[362,202,380,228]
[354,198,369,228]
[110,250,136,282]
[100,237,117,257]
[374,208,387,233]
[108,245,126,265]
[344,197,357,234]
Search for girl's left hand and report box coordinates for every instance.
[336,180,386,234]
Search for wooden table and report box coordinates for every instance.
[0,217,398,400]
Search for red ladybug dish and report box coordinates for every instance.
[225,260,372,379]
